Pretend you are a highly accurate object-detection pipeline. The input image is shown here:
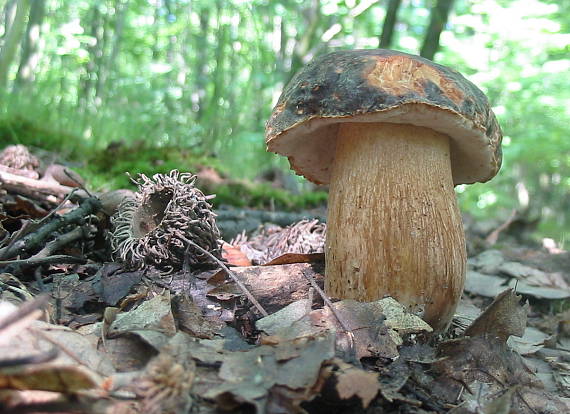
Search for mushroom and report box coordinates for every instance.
[265,49,502,331]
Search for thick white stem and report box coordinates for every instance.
[325,122,466,331]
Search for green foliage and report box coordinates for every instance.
[212,182,328,210]
[80,143,226,191]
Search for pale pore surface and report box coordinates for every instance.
[325,123,467,331]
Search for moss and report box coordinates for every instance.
[0,115,87,157]
[212,181,327,210]
[0,115,327,211]
[80,142,225,191]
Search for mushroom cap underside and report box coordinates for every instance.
[265,49,502,185]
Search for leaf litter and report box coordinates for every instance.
[0,156,569,412]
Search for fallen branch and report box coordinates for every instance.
[0,164,39,179]
[0,255,87,266]
[34,225,96,259]
[0,197,101,260]
[0,169,89,200]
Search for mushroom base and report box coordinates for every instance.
[325,122,466,331]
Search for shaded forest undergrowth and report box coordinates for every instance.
[0,142,570,413]
[0,115,328,212]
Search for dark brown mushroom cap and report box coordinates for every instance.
[265,49,502,185]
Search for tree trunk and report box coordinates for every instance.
[97,0,128,102]
[1,0,17,39]
[78,3,104,110]
[288,0,321,83]
[194,6,210,122]
[0,0,30,91]
[420,0,455,60]
[379,0,402,48]
[14,0,45,90]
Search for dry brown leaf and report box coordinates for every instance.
[221,241,251,266]
[0,320,113,393]
[171,294,224,339]
[203,332,336,413]
[465,288,528,342]
[332,359,380,408]
[207,262,324,314]
[263,252,324,266]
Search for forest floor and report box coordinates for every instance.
[0,144,569,414]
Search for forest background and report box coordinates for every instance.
[0,0,568,245]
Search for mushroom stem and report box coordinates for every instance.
[325,122,466,331]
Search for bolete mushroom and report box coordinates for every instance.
[265,49,502,331]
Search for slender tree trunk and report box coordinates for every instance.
[98,0,128,102]
[1,0,17,40]
[208,1,228,144]
[94,9,111,104]
[14,0,45,90]
[288,0,321,82]
[78,3,103,110]
[0,0,30,91]
[420,0,455,60]
[194,6,210,122]
[379,0,401,48]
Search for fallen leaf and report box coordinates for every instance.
[0,320,113,392]
[221,242,251,266]
[465,289,528,342]
[332,359,380,408]
[263,252,324,266]
[109,291,176,337]
[171,294,224,339]
[464,271,507,298]
[507,327,549,355]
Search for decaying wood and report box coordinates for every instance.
[326,123,466,331]
[0,164,40,179]
[0,169,89,201]
[210,262,325,314]
[181,235,268,317]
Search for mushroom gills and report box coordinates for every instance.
[325,122,466,331]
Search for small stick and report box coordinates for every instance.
[301,268,351,333]
[36,188,80,225]
[179,235,268,317]
[34,225,94,259]
[0,255,86,266]
[0,197,101,260]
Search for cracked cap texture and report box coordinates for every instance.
[265,49,502,185]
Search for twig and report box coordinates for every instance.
[36,188,80,225]
[0,255,87,266]
[485,209,517,245]
[34,225,95,259]
[301,268,350,332]
[63,168,92,197]
[300,269,356,357]
[178,235,268,317]
[0,197,101,260]
[0,169,89,199]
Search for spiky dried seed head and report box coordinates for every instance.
[111,170,221,272]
